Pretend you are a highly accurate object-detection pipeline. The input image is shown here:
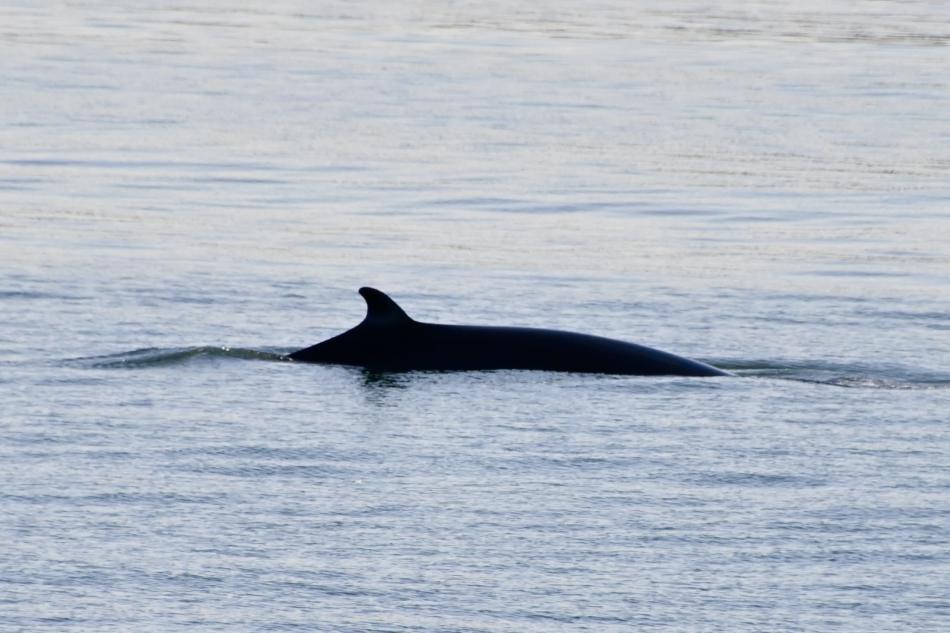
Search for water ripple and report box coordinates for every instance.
[65,346,286,369]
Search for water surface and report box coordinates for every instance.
[2,2,949,631]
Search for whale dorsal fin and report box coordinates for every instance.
[358,287,413,326]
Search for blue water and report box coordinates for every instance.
[2,2,950,631]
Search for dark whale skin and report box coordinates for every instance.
[288,287,729,377]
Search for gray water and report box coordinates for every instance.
[2,2,950,631]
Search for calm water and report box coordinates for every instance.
[2,2,950,631]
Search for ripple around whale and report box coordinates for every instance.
[719,359,950,390]
[62,347,950,390]
[64,346,287,369]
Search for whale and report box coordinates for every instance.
[287,287,729,377]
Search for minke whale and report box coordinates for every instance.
[287,287,729,377]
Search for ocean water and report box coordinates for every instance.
[2,2,949,631]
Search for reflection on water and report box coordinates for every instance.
[357,368,412,390]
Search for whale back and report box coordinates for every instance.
[288,287,729,376]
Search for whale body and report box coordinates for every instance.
[288,287,729,377]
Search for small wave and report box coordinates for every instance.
[66,346,287,369]
[816,376,950,390]
[63,350,949,388]
[720,359,950,390]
